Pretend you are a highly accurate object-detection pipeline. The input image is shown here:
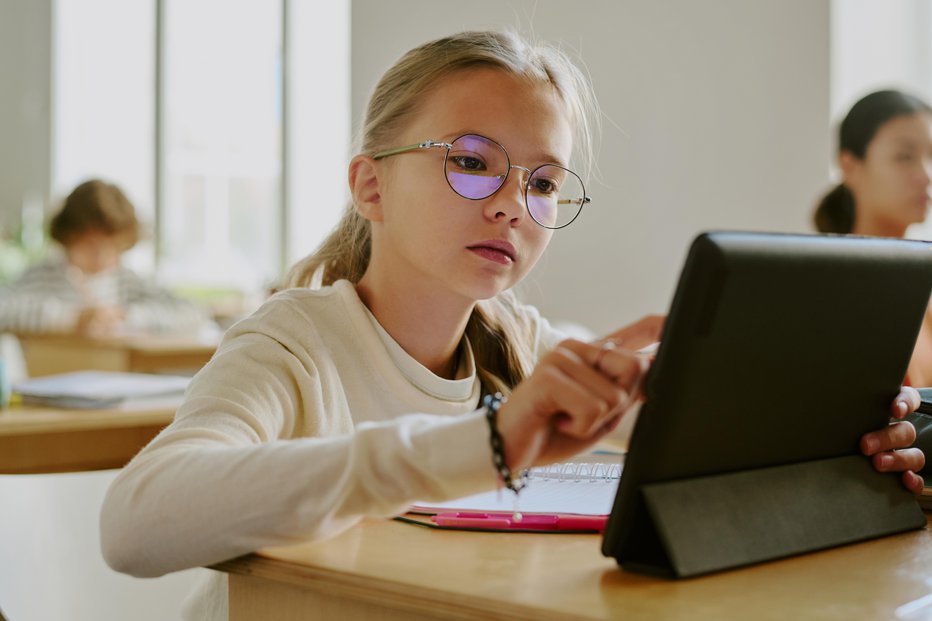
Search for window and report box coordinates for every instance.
[160,0,282,291]
[52,0,156,272]
[52,0,350,293]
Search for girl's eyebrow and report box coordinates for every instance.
[890,138,923,150]
[537,151,569,167]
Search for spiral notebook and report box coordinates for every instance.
[409,459,622,517]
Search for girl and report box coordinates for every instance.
[102,31,924,620]
[0,179,204,336]
[813,90,932,385]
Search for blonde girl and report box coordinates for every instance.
[102,31,924,621]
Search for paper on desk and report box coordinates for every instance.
[12,371,190,409]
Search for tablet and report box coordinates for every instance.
[601,231,932,578]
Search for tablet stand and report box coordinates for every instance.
[618,455,926,578]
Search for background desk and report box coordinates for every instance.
[16,333,217,377]
[215,514,932,621]
[0,404,175,474]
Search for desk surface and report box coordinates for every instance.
[216,513,932,621]
[0,404,175,474]
[0,403,175,436]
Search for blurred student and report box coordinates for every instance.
[0,179,204,337]
[813,89,932,385]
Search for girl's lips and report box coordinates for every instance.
[467,239,517,264]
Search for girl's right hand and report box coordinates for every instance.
[493,336,650,472]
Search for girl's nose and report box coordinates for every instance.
[483,166,529,224]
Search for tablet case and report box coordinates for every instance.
[601,231,932,578]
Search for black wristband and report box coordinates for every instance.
[483,392,529,494]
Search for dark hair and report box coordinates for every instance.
[814,89,932,234]
[49,179,140,248]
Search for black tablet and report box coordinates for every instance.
[601,231,932,578]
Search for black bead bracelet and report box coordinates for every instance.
[483,392,529,494]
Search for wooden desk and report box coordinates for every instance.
[0,404,175,474]
[16,334,217,377]
[215,514,932,621]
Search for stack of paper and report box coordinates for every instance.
[12,371,190,409]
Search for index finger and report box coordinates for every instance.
[602,315,665,352]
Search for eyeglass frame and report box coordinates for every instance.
[371,133,591,229]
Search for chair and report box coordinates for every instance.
[0,470,204,621]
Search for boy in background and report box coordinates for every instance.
[0,179,204,336]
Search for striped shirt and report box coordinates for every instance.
[0,255,205,335]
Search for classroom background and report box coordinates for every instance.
[1,1,931,620]
[3,0,931,336]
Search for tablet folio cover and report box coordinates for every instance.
[601,231,932,578]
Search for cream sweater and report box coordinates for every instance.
[100,280,561,619]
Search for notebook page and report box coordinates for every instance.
[410,461,622,516]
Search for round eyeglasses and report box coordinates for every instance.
[372,133,591,229]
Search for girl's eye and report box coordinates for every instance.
[449,154,487,171]
[531,178,559,194]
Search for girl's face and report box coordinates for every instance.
[366,68,575,303]
[843,112,932,232]
[65,230,125,274]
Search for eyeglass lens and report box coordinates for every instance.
[443,134,586,229]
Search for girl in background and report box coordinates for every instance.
[103,32,925,621]
[813,90,932,385]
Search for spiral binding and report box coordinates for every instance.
[527,462,622,482]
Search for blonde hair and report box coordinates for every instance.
[285,30,599,393]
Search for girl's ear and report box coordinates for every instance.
[838,150,862,189]
[349,155,384,222]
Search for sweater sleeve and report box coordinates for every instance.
[100,303,497,578]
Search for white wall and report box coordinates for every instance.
[351,0,832,334]
[0,0,53,236]
[831,0,932,119]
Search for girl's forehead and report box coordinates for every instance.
[873,113,932,146]
[404,68,574,161]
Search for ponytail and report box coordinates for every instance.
[283,204,370,288]
[813,184,855,234]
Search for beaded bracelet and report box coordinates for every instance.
[483,392,529,494]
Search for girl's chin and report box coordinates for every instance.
[463,279,513,302]
[910,206,930,223]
